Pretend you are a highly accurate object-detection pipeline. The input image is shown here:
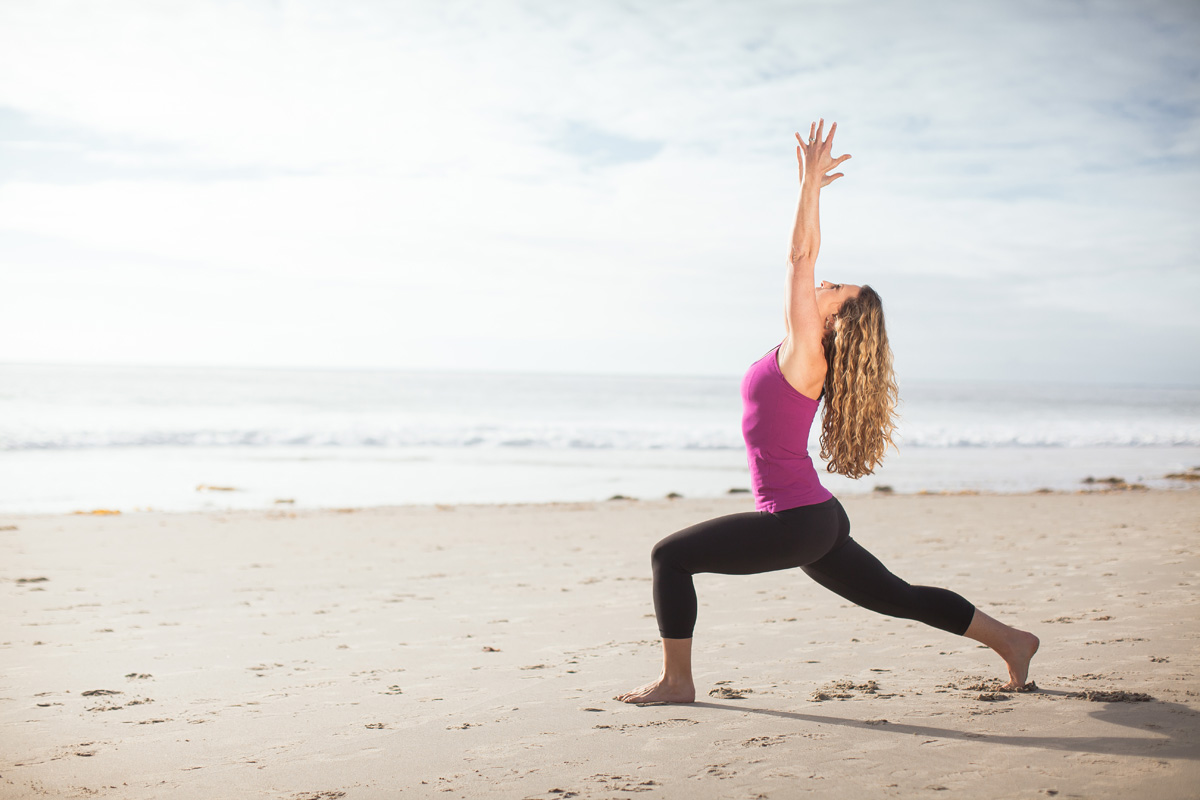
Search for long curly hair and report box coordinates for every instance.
[819,285,899,479]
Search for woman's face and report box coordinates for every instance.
[817,281,862,325]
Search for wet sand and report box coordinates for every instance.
[2,491,1197,798]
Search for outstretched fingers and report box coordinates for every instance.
[801,118,842,149]
[796,119,850,187]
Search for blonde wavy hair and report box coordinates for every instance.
[819,285,899,479]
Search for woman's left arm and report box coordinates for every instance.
[780,120,850,386]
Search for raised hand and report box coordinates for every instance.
[796,119,851,188]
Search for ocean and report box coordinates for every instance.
[1,363,1198,514]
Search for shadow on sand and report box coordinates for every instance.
[689,689,1200,760]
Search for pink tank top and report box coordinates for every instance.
[740,345,834,512]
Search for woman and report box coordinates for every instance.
[617,119,1039,705]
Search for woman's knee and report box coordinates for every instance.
[651,534,686,570]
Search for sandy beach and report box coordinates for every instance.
[2,490,1197,799]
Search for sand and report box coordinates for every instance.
[1,491,1198,799]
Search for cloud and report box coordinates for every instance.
[551,121,664,168]
[0,0,1196,380]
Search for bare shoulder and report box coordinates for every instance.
[777,335,826,401]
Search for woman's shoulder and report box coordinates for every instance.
[775,336,826,402]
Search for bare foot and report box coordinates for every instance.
[999,630,1040,690]
[615,675,695,705]
[964,611,1041,691]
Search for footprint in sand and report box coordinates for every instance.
[810,679,883,702]
[585,775,658,793]
[89,697,154,712]
[247,663,285,676]
[595,718,698,732]
[962,678,1039,694]
[1069,690,1154,702]
[742,734,789,747]
[1058,672,1111,681]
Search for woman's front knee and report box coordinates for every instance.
[651,536,680,568]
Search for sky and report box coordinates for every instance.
[1,0,1197,384]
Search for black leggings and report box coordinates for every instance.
[651,497,975,639]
